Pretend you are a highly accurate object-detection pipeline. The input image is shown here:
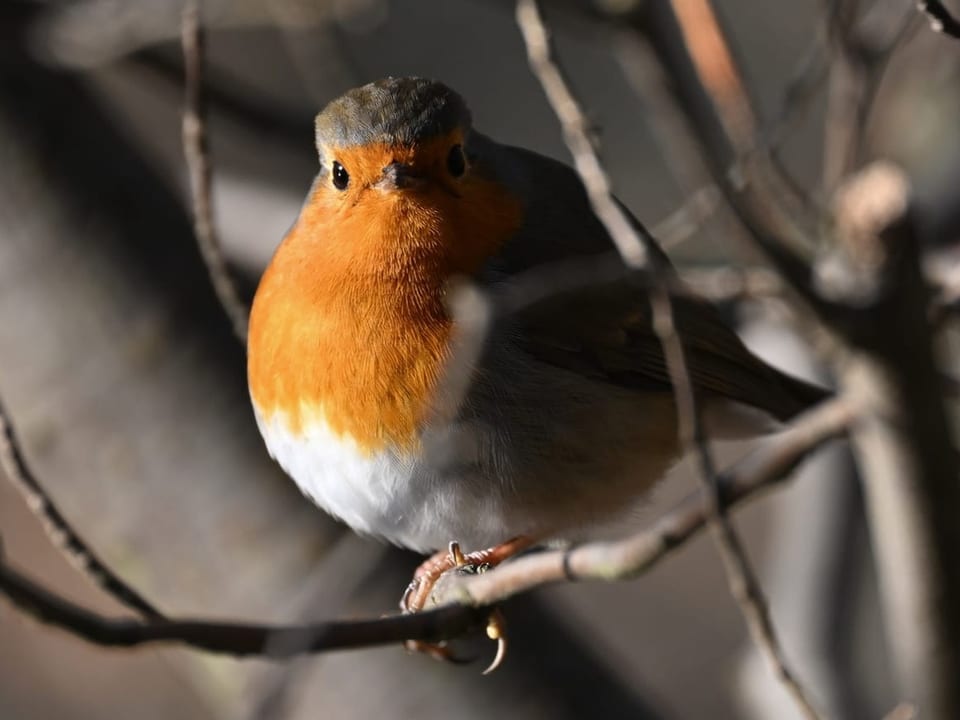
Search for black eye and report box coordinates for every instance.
[446,144,466,178]
[332,161,349,190]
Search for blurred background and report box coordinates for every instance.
[1,0,958,718]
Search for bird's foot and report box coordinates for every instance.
[401,536,532,673]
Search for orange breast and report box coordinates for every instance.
[248,151,521,454]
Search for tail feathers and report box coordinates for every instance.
[702,371,830,440]
[761,369,832,423]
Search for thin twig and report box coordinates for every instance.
[666,0,757,148]
[245,535,387,720]
[917,0,960,39]
[822,0,864,194]
[767,1,838,149]
[0,397,855,657]
[0,553,483,655]
[0,394,162,619]
[513,0,648,270]
[181,0,250,344]
[515,2,826,718]
[821,0,915,197]
[678,266,786,304]
[655,0,818,240]
[651,185,723,250]
[645,9,847,715]
[637,0,846,327]
[833,163,960,717]
[613,32,727,243]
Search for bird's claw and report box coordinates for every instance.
[403,638,474,665]
[400,537,532,673]
[482,608,507,675]
[400,541,487,613]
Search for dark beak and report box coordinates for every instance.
[378,161,425,190]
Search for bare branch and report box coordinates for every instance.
[515,2,826,717]
[181,0,250,344]
[0,394,162,619]
[666,0,758,149]
[678,266,786,304]
[635,0,853,326]
[822,0,916,196]
[833,163,960,717]
[0,550,483,656]
[822,0,867,195]
[651,185,723,250]
[917,0,960,39]
[766,1,836,149]
[613,32,727,243]
[514,0,648,270]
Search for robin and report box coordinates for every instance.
[247,76,826,665]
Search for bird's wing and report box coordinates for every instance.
[477,140,826,421]
[474,140,630,276]
[505,271,825,421]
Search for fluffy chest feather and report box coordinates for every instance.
[251,405,518,552]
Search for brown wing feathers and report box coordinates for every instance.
[512,272,828,422]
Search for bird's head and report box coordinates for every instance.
[303,77,522,280]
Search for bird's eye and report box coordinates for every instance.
[446,144,466,178]
[332,161,350,190]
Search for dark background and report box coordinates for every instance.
[1,1,957,718]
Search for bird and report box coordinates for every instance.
[246,76,827,664]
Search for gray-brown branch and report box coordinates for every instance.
[0,394,162,619]
[833,164,960,718]
[181,0,250,344]
[918,0,960,39]
[514,2,826,718]
[0,552,483,656]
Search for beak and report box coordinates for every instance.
[378,161,425,191]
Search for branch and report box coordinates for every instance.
[181,0,250,344]
[833,163,960,717]
[677,266,786,304]
[822,0,868,195]
[515,3,826,718]
[822,0,916,196]
[917,0,960,39]
[1,397,855,658]
[612,32,727,245]
[651,184,723,250]
[635,0,855,329]
[0,550,483,656]
[514,0,648,270]
[0,394,162,619]
[766,1,836,149]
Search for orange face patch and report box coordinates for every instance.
[248,133,522,453]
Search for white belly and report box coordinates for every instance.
[253,406,517,552]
